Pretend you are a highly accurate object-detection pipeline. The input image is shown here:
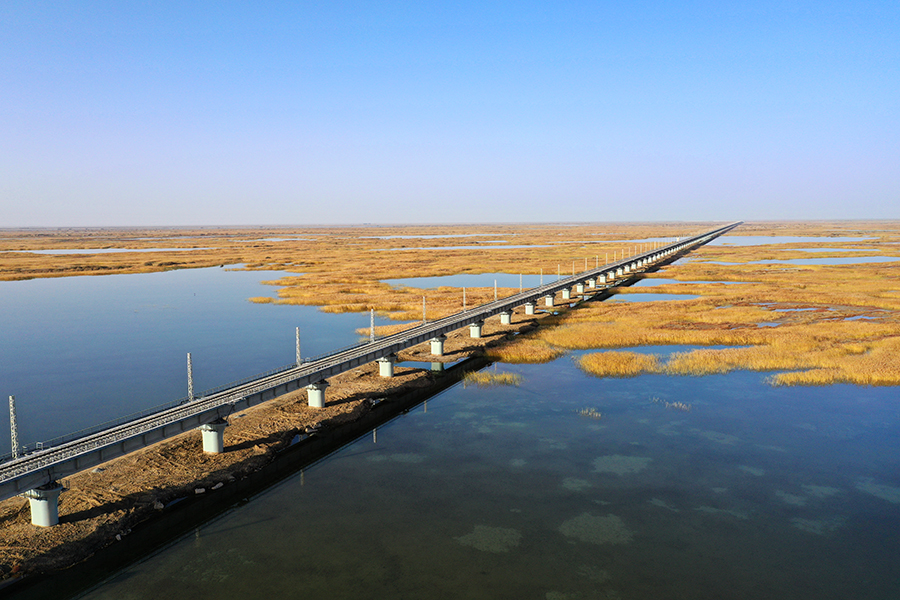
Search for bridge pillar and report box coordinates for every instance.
[616,267,624,277]
[306,381,329,408]
[430,335,446,356]
[378,354,397,377]
[587,278,596,288]
[576,283,585,294]
[199,419,228,453]
[469,320,484,338]
[25,482,64,527]
[524,302,535,315]
[499,311,512,325]
[544,295,554,307]
[598,273,607,284]
[561,288,571,300]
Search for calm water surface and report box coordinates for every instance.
[611,293,701,302]
[633,278,750,286]
[710,236,874,246]
[699,257,898,266]
[378,245,552,251]
[385,273,546,289]
[78,359,900,600]
[0,267,390,453]
[9,248,212,255]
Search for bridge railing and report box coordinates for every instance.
[1,222,741,466]
[0,395,192,464]
[191,361,299,399]
[0,360,304,464]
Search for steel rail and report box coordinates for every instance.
[0,222,741,500]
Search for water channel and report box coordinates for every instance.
[0,267,391,454]
[6,237,900,598]
[76,360,900,600]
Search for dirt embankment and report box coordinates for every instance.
[0,310,547,583]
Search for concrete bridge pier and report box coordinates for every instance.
[544,295,554,307]
[469,320,484,338]
[499,311,512,325]
[616,267,624,277]
[199,419,228,453]
[378,354,397,377]
[306,381,329,408]
[25,482,64,527]
[561,288,571,300]
[524,302,535,315]
[430,335,446,356]
[576,283,585,294]
[587,278,596,288]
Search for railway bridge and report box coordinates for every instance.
[1,222,741,526]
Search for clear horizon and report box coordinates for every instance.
[2,2,897,227]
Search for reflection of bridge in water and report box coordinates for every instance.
[2,222,741,526]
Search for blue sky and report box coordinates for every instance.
[2,1,897,226]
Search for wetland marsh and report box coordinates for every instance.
[1,220,899,599]
[78,360,900,600]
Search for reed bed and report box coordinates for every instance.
[4,221,899,386]
[551,237,900,385]
[462,371,523,388]
[651,397,692,411]
[576,407,603,419]
[485,338,566,364]
[578,351,661,378]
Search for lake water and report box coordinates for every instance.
[377,245,552,251]
[698,257,898,266]
[384,273,547,290]
[9,248,212,255]
[6,241,899,598]
[362,234,511,240]
[78,358,900,600]
[610,292,701,302]
[710,236,874,246]
[0,267,393,455]
[794,248,872,253]
[633,278,750,286]
[382,274,739,291]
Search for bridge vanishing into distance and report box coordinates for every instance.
[2,222,742,526]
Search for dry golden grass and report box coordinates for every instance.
[577,407,603,419]
[4,221,899,386]
[462,371,523,387]
[579,351,662,378]
[485,337,566,363]
[543,224,900,385]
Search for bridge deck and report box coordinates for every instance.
[0,222,741,500]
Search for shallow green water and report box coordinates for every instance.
[79,358,900,600]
